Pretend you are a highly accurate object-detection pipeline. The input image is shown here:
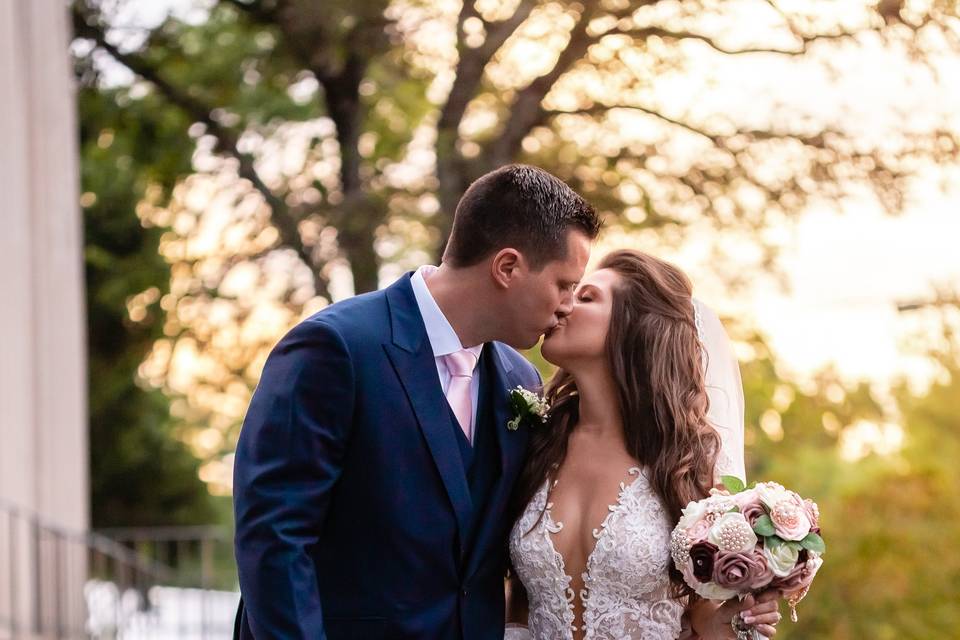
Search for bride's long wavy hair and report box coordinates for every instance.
[509,250,721,591]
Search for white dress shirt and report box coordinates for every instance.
[410,265,484,434]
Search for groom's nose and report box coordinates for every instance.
[556,294,574,318]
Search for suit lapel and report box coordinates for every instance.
[463,342,527,580]
[383,276,473,548]
[487,343,516,481]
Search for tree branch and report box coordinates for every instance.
[439,0,536,132]
[73,5,331,300]
[487,0,605,166]
[616,26,809,55]
[435,0,537,241]
[221,0,280,26]
[546,104,725,147]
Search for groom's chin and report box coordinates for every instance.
[506,333,543,351]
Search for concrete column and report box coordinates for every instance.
[0,0,88,636]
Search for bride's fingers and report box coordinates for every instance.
[742,610,781,626]
[754,589,781,603]
[742,600,779,618]
[736,594,756,611]
[756,623,778,637]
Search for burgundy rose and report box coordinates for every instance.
[740,501,768,528]
[770,553,822,595]
[689,541,719,583]
[713,550,770,592]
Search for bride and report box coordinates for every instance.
[505,250,782,639]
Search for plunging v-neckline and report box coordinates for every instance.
[541,466,644,636]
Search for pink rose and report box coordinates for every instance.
[770,493,812,541]
[804,498,820,532]
[712,550,769,593]
[771,553,822,595]
[740,501,768,528]
[687,518,711,541]
[732,489,759,509]
[748,547,775,590]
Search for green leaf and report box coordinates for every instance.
[721,475,746,493]
[753,515,776,537]
[800,532,826,554]
[765,535,785,549]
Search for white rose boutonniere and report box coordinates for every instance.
[507,386,548,431]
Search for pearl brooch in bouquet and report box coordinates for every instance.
[669,476,824,633]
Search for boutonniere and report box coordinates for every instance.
[507,386,548,431]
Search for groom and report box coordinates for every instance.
[233,164,600,639]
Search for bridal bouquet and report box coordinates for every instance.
[669,477,824,623]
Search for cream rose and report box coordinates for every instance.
[756,482,789,509]
[677,499,707,531]
[763,541,800,577]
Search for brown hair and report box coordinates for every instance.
[509,250,720,592]
[442,164,600,270]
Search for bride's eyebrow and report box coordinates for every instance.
[577,283,600,296]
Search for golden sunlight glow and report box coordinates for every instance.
[839,419,906,462]
[125,0,960,493]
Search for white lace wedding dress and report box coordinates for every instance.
[506,300,746,640]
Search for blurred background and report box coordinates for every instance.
[2,0,959,638]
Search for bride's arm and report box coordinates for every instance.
[505,567,529,625]
[504,568,532,639]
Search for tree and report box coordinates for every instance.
[72,0,960,294]
[70,0,960,487]
[79,53,220,526]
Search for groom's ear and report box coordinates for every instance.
[490,248,523,289]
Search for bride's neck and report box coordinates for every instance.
[570,364,624,440]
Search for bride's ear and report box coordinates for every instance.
[491,248,523,289]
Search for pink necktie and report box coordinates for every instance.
[443,350,478,444]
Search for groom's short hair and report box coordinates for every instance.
[442,164,600,270]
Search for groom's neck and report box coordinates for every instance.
[425,262,493,347]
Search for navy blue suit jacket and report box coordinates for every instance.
[233,273,540,639]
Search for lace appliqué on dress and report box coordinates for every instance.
[509,468,684,640]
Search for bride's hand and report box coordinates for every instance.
[694,590,782,639]
[724,591,782,638]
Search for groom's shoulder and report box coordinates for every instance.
[314,288,387,327]
[275,288,390,354]
[306,288,389,339]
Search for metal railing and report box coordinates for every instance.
[0,499,239,639]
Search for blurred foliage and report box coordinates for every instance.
[70,7,960,630]
[80,72,221,527]
[69,0,960,497]
[739,323,960,639]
